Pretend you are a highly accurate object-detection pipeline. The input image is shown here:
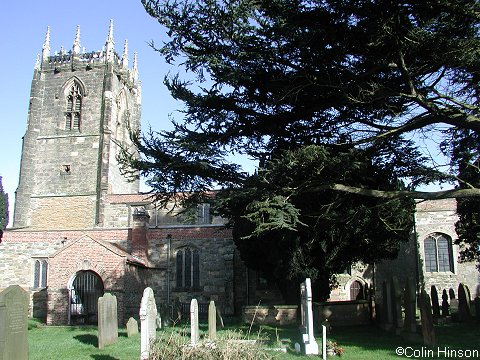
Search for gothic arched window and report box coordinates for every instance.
[33,259,48,288]
[176,247,200,289]
[65,83,82,130]
[424,233,454,272]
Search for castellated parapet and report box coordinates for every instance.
[14,21,141,230]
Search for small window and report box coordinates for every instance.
[196,203,212,224]
[424,233,454,273]
[33,259,48,288]
[65,83,82,130]
[176,247,200,289]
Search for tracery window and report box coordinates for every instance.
[65,83,82,130]
[424,233,454,272]
[33,259,48,288]
[176,247,200,289]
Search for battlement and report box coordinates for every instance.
[46,50,120,68]
[37,20,138,82]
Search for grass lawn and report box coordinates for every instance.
[28,319,480,360]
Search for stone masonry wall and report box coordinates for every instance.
[416,199,480,299]
[375,199,480,304]
[30,195,97,230]
[145,226,238,315]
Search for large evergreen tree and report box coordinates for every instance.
[119,0,480,296]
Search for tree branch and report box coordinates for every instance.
[304,183,480,200]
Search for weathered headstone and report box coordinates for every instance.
[403,278,417,333]
[140,287,158,360]
[391,276,403,331]
[441,290,449,317]
[208,300,217,340]
[448,288,459,317]
[126,317,139,337]
[382,280,393,330]
[300,278,319,355]
[449,288,455,300]
[430,285,440,317]
[419,289,436,346]
[475,297,480,322]
[0,285,29,360]
[458,283,472,322]
[190,299,199,346]
[98,293,118,349]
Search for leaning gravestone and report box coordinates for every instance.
[98,293,118,349]
[140,287,158,360]
[0,285,29,360]
[420,289,436,346]
[430,285,440,317]
[208,300,217,340]
[403,278,417,333]
[300,278,319,355]
[190,299,199,346]
[126,317,139,337]
[458,283,472,322]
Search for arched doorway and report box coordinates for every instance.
[350,280,364,300]
[68,270,104,325]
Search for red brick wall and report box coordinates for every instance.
[47,236,127,325]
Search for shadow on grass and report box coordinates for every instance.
[74,334,98,347]
[90,356,120,360]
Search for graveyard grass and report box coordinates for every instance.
[28,319,480,360]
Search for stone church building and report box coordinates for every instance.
[1,23,478,326]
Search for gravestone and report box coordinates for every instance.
[216,307,225,328]
[391,276,403,331]
[300,278,319,355]
[441,290,449,317]
[419,289,436,346]
[140,287,158,360]
[430,285,440,317]
[403,278,417,333]
[458,283,472,322]
[190,299,199,346]
[449,288,455,300]
[0,285,29,360]
[126,317,139,337]
[98,293,118,349]
[382,280,393,330]
[322,325,327,360]
[474,297,480,322]
[208,300,217,340]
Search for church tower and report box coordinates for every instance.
[13,21,141,230]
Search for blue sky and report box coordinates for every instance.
[0,1,194,223]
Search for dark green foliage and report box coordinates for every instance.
[443,129,480,266]
[0,176,8,232]
[126,0,480,297]
[216,145,414,300]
